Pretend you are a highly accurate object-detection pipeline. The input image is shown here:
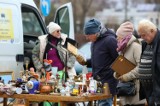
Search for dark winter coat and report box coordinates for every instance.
[87,28,118,96]
[140,29,160,103]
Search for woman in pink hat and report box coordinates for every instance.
[114,21,146,106]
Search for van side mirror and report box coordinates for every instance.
[16,54,24,62]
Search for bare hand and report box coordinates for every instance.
[76,55,86,65]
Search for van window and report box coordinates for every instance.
[55,7,70,37]
[22,6,47,37]
[22,12,43,36]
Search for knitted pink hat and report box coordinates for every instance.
[116,21,134,38]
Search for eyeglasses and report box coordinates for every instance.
[56,30,61,33]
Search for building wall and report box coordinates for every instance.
[95,4,160,31]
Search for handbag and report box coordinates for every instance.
[116,81,136,97]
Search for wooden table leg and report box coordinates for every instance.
[94,100,97,106]
[113,95,117,106]
[25,99,30,106]
[59,102,67,106]
[3,98,7,106]
[88,101,93,106]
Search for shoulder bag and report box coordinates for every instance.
[116,81,136,97]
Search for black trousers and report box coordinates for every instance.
[140,80,153,106]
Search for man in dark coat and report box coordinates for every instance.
[77,18,118,106]
[138,19,160,106]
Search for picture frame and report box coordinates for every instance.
[111,55,136,75]
[0,71,15,103]
[0,71,14,84]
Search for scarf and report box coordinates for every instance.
[117,35,132,52]
[43,34,61,59]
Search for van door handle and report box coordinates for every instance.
[16,54,24,62]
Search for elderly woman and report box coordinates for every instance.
[114,21,146,106]
[32,22,76,80]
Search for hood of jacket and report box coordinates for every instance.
[98,27,116,38]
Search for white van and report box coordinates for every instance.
[0,0,74,79]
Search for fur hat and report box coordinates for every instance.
[116,21,134,37]
[84,18,101,35]
[47,22,61,34]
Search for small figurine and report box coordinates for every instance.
[96,82,103,93]
[29,67,39,79]
[43,59,52,81]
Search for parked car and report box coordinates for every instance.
[74,42,92,74]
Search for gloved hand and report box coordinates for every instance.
[113,72,121,79]
[76,54,86,65]
[118,74,129,82]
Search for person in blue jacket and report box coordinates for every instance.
[77,18,118,106]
